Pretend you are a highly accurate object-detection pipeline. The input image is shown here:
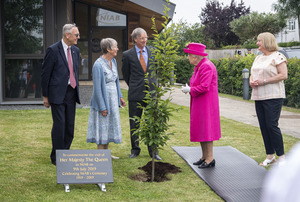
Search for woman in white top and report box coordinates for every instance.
[250,32,288,167]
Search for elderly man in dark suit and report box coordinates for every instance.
[41,24,81,166]
[122,27,161,160]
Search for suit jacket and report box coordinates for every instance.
[41,41,80,104]
[122,46,156,102]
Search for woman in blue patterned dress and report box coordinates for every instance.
[87,38,126,158]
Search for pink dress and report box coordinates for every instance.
[189,58,221,142]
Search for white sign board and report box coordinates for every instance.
[96,8,126,26]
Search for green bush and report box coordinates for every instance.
[284,58,300,108]
[211,55,255,97]
[278,41,300,47]
[242,39,257,49]
[222,45,243,49]
[174,55,193,84]
[174,55,300,108]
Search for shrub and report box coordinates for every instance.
[174,56,193,84]
[211,54,255,97]
[284,58,300,108]
[222,45,243,49]
[278,41,300,47]
[243,39,257,49]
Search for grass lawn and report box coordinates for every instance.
[0,89,299,201]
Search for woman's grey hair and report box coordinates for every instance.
[62,24,77,37]
[101,38,117,54]
[131,27,147,44]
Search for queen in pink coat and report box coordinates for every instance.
[181,43,221,169]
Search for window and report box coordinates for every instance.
[3,0,44,100]
[4,0,43,54]
[5,59,43,99]
[75,2,89,80]
[287,20,295,31]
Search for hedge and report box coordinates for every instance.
[284,58,300,108]
[174,55,194,84]
[174,54,300,109]
[278,41,300,47]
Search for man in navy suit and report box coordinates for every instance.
[122,27,161,160]
[41,24,81,166]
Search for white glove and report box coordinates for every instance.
[181,83,191,94]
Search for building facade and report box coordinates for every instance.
[276,18,300,43]
[0,0,175,104]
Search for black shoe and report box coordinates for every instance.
[154,155,162,160]
[51,160,56,166]
[129,153,138,158]
[193,158,205,165]
[198,159,215,169]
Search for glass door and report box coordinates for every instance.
[91,28,125,79]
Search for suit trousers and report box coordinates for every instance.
[255,98,284,156]
[129,101,157,156]
[50,85,77,162]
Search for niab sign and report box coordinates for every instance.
[96,8,126,27]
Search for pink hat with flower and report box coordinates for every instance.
[183,43,208,56]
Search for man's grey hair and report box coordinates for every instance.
[131,27,147,44]
[62,24,77,37]
[101,38,117,54]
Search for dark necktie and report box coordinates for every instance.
[67,47,76,88]
[140,50,147,73]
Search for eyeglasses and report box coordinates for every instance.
[69,33,80,38]
[73,33,80,38]
[138,37,148,41]
[188,54,198,58]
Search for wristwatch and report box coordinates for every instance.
[263,79,267,85]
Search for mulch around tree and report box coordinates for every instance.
[129,161,181,182]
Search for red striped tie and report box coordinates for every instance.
[67,47,76,88]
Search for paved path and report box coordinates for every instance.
[119,80,300,139]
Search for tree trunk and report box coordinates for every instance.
[151,92,159,182]
[151,149,155,182]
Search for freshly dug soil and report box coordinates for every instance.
[130,161,181,182]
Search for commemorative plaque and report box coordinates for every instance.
[56,150,113,184]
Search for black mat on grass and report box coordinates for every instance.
[172,146,268,202]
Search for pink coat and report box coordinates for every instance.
[189,58,221,142]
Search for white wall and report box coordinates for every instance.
[276,18,299,43]
[206,49,259,60]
